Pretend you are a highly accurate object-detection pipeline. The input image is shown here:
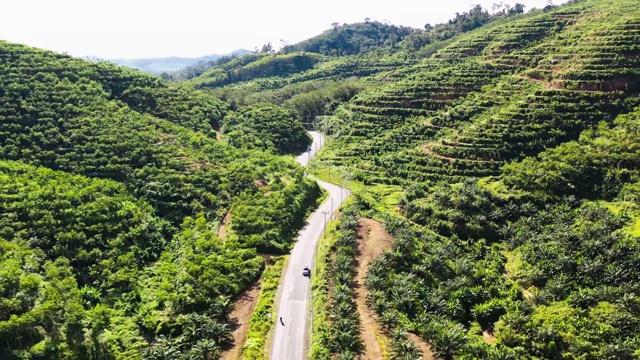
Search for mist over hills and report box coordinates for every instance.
[104,49,250,74]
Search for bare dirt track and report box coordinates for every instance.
[220,282,260,360]
[218,212,231,240]
[406,333,434,360]
[355,218,394,360]
[355,218,435,360]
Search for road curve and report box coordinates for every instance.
[295,131,325,167]
[271,131,350,360]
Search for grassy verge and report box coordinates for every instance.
[308,159,403,218]
[237,166,329,359]
[240,256,286,360]
[309,210,344,359]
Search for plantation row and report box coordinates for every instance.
[312,208,363,359]
[360,179,640,359]
[316,0,640,185]
[192,54,414,95]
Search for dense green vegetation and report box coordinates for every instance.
[317,0,640,186]
[400,3,526,55]
[210,79,364,120]
[302,0,640,359]
[119,86,228,136]
[282,21,412,56]
[312,207,363,359]
[4,0,640,358]
[503,106,640,200]
[0,162,248,360]
[365,194,640,359]
[183,3,533,120]
[222,103,311,155]
[185,53,324,89]
[0,161,167,286]
[0,40,320,359]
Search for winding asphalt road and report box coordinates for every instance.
[270,131,350,360]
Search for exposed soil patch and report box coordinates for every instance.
[220,281,261,360]
[253,179,266,188]
[602,76,635,92]
[355,218,394,360]
[218,212,232,240]
[513,73,563,90]
[257,253,274,261]
[406,333,434,360]
[483,329,497,345]
[463,48,478,56]
[431,93,461,101]
[627,51,640,60]
[421,144,455,163]
[421,144,492,164]
[354,218,435,360]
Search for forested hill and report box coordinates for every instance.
[282,20,413,56]
[176,21,415,86]
[179,3,534,127]
[320,0,640,186]
[298,0,640,358]
[179,3,529,89]
[0,41,320,359]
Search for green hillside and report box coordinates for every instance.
[180,21,417,90]
[180,4,534,139]
[4,0,640,359]
[222,103,311,154]
[0,41,320,225]
[282,20,413,56]
[184,52,325,89]
[0,41,320,359]
[183,5,530,93]
[299,1,640,359]
[317,0,640,186]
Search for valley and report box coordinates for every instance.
[1,0,640,359]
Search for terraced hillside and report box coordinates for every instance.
[184,52,324,89]
[187,52,415,92]
[319,0,640,185]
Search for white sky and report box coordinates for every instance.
[1,0,566,59]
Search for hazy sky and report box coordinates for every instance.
[2,0,566,59]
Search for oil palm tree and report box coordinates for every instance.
[431,323,467,360]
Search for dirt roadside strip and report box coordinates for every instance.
[355,218,393,360]
[220,282,261,360]
[355,218,434,360]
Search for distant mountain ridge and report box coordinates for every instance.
[103,49,250,74]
